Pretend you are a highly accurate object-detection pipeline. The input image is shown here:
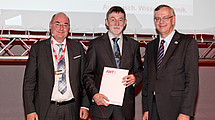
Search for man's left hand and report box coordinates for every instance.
[177,113,190,120]
[80,108,89,120]
[122,74,135,87]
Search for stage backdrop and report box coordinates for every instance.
[0,0,215,35]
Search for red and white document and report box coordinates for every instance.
[99,67,129,106]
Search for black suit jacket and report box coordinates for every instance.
[83,32,144,119]
[142,31,199,120]
[23,38,89,120]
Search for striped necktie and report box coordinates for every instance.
[112,38,121,68]
[57,44,67,94]
[157,40,165,69]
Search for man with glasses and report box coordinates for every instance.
[23,12,89,120]
[142,4,199,120]
[83,6,143,120]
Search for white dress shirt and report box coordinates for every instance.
[51,37,74,102]
[158,30,176,55]
[108,32,123,55]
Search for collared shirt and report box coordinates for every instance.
[51,37,74,102]
[158,30,175,55]
[108,32,123,55]
[107,32,137,87]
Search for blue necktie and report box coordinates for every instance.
[112,38,121,69]
[57,44,67,94]
[157,40,165,69]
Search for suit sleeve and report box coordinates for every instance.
[142,44,149,112]
[82,40,99,98]
[133,41,144,86]
[23,44,38,115]
[180,38,199,117]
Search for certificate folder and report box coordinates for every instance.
[99,67,129,106]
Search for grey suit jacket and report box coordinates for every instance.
[83,32,144,119]
[142,30,199,120]
[23,38,89,120]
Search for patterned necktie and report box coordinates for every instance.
[112,38,121,68]
[57,44,67,94]
[157,40,165,69]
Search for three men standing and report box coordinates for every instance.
[23,4,199,120]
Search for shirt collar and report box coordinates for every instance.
[108,32,123,41]
[159,30,175,44]
[52,37,66,46]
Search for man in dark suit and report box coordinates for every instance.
[142,4,199,120]
[23,12,89,120]
[83,6,144,120]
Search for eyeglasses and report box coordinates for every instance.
[53,22,69,28]
[154,16,173,22]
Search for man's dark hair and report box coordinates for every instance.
[106,6,126,19]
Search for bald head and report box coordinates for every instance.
[50,12,70,24]
[49,12,70,43]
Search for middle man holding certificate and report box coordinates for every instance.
[83,6,144,120]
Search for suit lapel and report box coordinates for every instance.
[120,35,129,68]
[154,38,159,70]
[103,33,116,66]
[66,39,75,87]
[158,31,181,71]
[45,39,54,74]
[45,38,55,85]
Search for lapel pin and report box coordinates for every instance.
[174,41,178,45]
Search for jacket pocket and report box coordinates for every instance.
[73,55,81,59]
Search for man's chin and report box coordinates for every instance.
[54,36,67,40]
[112,31,122,35]
[109,30,123,36]
[55,34,67,38]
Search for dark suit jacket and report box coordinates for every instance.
[83,32,144,119]
[142,31,199,120]
[23,38,89,120]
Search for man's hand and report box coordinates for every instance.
[80,108,89,119]
[27,112,38,120]
[93,93,109,106]
[142,111,149,120]
[177,113,190,120]
[122,74,135,87]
